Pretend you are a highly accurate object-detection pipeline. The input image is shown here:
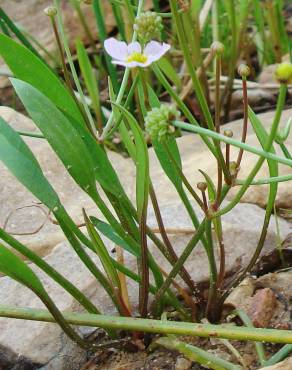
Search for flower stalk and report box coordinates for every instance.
[1,306,292,344]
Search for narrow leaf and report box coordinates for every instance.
[0,33,84,124]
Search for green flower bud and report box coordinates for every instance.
[211,41,225,56]
[44,5,57,17]
[238,64,250,78]
[134,11,163,45]
[145,104,180,141]
[275,62,292,84]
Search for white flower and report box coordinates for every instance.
[104,38,170,68]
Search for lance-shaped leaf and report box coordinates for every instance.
[11,78,96,195]
[0,33,84,124]
[0,117,60,210]
[111,103,149,219]
[83,210,120,289]
[0,243,45,294]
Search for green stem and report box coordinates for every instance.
[54,0,96,133]
[149,183,196,292]
[92,0,119,90]
[1,306,292,343]
[100,0,145,140]
[236,173,292,185]
[36,293,90,349]
[214,83,287,218]
[152,64,216,157]
[205,220,219,322]
[171,102,292,169]
[169,0,229,181]
[234,309,266,365]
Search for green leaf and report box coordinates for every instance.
[0,117,60,210]
[153,136,183,191]
[199,169,216,203]
[0,243,45,294]
[83,211,120,289]
[147,84,161,109]
[90,217,138,257]
[157,57,182,89]
[112,103,149,219]
[11,78,96,195]
[0,33,84,124]
[76,38,103,126]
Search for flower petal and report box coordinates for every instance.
[104,38,128,60]
[144,41,171,62]
[127,42,142,54]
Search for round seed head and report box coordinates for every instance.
[145,104,180,141]
[238,64,250,78]
[44,5,57,17]
[197,182,207,192]
[211,41,225,56]
[275,62,292,84]
[224,129,233,138]
[134,11,163,44]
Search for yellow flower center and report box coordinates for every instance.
[126,52,147,63]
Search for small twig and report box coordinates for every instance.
[3,204,50,236]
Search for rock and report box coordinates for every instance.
[258,64,279,86]
[225,271,292,330]
[0,344,41,370]
[231,88,276,113]
[0,107,135,257]
[175,357,192,370]
[246,288,277,328]
[151,108,292,209]
[258,357,292,370]
[225,277,255,308]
